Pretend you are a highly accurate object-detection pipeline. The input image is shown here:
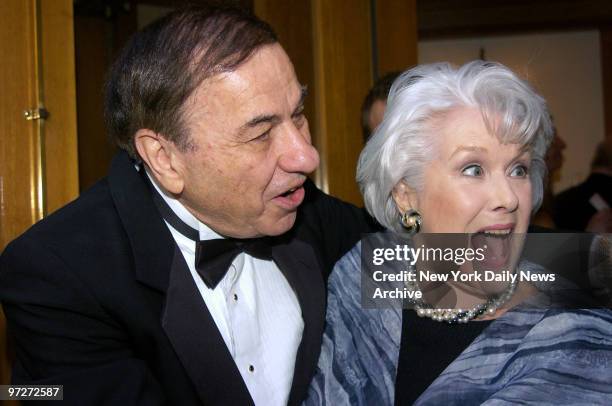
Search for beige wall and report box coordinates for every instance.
[419,30,605,194]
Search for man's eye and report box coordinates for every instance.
[461,164,484,177]
[510,164,528,177]
[293,112,306,128]
[253,129,271,142]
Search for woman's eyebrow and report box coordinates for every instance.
[450,145,488,159]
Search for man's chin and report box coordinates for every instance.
[265,212,297,236]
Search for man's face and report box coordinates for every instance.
[174,44,319,238]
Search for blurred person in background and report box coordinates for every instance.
[554,139,612,232]
[360,72,401,143]
[532,124,566,228]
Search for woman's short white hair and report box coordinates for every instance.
[357,61,554,232]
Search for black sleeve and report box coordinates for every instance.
[302,179,383,278]
[0,237,167,406]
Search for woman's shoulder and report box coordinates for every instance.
[419,308,612,404]
[327,241,363,295]
[526,308,612,346]
[334,240,363,272]
[330,231,405,280]
[307,237,402,406]
[490,308,612,355]
[494,308,612,403]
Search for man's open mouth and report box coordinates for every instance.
[279,187,298,197]
[273,184,306,209]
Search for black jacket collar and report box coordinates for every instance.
[108,152,174,293]
[107,151,326,405]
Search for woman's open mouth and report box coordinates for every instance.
[471,227,513,270]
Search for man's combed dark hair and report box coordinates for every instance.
[104,5,277,158]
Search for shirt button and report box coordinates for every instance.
[248,365,255,372]
[233,293,238,301]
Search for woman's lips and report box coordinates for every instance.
[477,223,515,233]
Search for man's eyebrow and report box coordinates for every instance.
[240,85,309,132]
[242,114,281,130]
[292,85,308,115]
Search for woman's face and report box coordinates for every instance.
[393,107,533,236]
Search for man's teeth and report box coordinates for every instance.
[281,187,297,197]
[482,229,511,236]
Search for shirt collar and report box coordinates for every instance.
[145,170,224,242]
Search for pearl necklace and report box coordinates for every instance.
[404,267,518,324]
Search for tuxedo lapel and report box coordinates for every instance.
[162,246,254,405]
[108,152,254,404]
[272,238,326,406]
[108,152,326,405]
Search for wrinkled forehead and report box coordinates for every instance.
[180,44,303,130]
[193,44,297,97]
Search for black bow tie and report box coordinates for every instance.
[144,170,273,289]
[195,238,272,289]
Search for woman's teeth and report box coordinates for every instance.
[482,229,512,236]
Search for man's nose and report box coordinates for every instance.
[277,122,320,174]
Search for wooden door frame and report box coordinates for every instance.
[1,0,78,396]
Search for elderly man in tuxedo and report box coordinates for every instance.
[0,6,375,405]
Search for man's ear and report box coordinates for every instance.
[134,129,185,195]
[391,180,418,214]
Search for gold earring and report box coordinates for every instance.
[400,210,422,234]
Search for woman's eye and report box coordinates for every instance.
[461,164,484,177]
[510,165,528,177]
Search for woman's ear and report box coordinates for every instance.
[134,129,185,195]
[392,180,418,213]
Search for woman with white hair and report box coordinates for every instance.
[305,61,612,405]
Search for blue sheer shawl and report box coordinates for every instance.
[305,241,612,405]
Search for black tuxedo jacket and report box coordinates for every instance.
[0,152,377,405]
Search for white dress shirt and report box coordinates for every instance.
[148,173,304,406]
